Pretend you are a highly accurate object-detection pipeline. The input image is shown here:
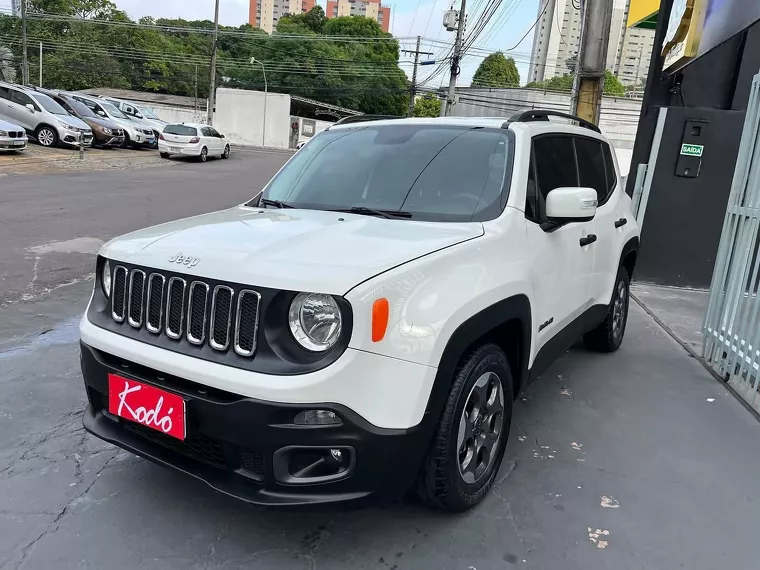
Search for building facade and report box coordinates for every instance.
[249,0,317,34]
[527,0,654,87]
[11,0,22,17]
[325,0,391,33]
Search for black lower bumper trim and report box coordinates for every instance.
[80,342,431,506]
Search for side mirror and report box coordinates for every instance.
[97,110,106,117]
[220,134,225,138]
[25,104,35,113]
[545,187,598,224]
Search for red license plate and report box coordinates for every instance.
[108,374,186,440]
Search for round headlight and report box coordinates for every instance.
[102,260,112,298]
[288,293,342,352]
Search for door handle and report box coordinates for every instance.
[580,234,597,247]
[614,218,628,228]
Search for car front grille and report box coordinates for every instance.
[110,267,262,357]
[8,131,24,138]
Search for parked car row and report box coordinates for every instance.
[0,82,231,164]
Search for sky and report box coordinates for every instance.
[0,0,543,85]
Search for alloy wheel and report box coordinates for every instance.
[457,372,505,484]
[612,279,627,340]
[38,128,55,146]
[200,147,208,162]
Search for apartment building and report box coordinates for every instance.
[11,0,22,17]
[249,0,317,34]
[325,0,391,33]
[527,0,654,87]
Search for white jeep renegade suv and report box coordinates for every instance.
[80,111,640,511]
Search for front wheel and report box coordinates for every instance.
[584,267,630,352]
[222,144,230,159]
[120,133,131,149]
[36,126,58,147]
[417,344,513,511]
[160,152,170,159]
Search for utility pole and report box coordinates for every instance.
[21,0,28,85]
[207,0,220,125]
[570,0,613,125]
[401,36,434,117]
[194,64,199,118]
[444,0,467,116]
[39,41,42,86]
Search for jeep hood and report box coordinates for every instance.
[101,206,484,294]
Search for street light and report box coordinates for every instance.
[250,57,267,148]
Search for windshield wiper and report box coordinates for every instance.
[260,198,294,209]
[337,207,412,219]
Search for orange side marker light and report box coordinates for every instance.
[372,298,389,342]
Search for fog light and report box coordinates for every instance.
[330,449,342,462]
[293,410,341,426]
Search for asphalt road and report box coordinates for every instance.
[1,152,760,569]
[0,149,289,309]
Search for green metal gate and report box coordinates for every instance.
[703,72,760,412]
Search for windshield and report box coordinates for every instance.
[66,99,97,118]
[33,93,69,115]
[136,105,159,120]
[258,125,512,222]
[101,101,127,119]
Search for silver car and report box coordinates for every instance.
[102,97,167,143]
[0,117,28,152]
[68,93,156,149]
[0,82,93,148]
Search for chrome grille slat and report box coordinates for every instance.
[165,277,186,340]
[109,266,261,358]
[210,286,234,351]
[234,290,262,357]
[146,273,165,334]
[187,281,209,345]
[127,270,146,328]
[111,265,128,323]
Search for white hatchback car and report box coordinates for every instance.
[159,123,230,162]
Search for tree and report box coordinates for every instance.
[413,94,441,117]
[0,46,15,82]
[471,52,519,88]
[525,71,626,97]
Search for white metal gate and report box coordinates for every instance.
[703,72,760,412]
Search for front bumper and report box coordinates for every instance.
[80,342,431,505]
[132,133,156,146]
[97,135,125,147]
[0,137,27,151]
[60,129,93,147]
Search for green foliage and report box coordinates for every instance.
[471,52,519,88]
[0,4,409,115]
[525,71,627,97]
[413,94,441,118]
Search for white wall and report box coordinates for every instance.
[213,88,291,149]
[145,103,206,126]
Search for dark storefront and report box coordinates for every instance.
[627,0,760,288]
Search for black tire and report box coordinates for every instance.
[222,144,230,159]
[417,344,513,511]
[35,126,58,147]
[199,147,208,162]
[120,133,131,149]
[160,152,170,159]
[584,266,630,352]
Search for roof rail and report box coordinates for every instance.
[332,114,402,126]
[503,110,601,133]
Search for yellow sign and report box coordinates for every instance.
[662,0,707,70]
[627,0,660,28]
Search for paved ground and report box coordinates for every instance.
[2,157,760,569]
[0,148,290,311]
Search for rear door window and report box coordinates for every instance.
[602,144,618,196]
